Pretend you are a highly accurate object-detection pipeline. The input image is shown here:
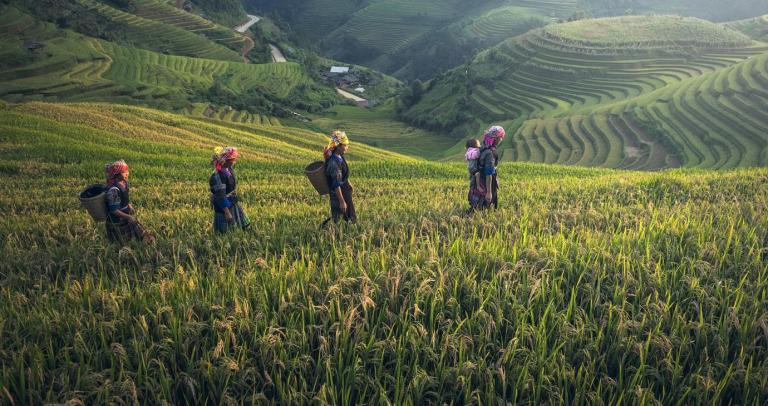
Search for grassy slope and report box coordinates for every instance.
[727,14,768,41]
[0,102,767,404]
[310,103,465,160]
[404,15,767,168]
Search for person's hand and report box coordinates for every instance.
[339,201,348,213]
[225,213,234,223]
[485,191,492,203]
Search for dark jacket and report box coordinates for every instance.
[210,169,238,213]
[325,154,349,191]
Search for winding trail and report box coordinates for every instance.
[336,88,367,103]
[270,45,287,63]
[234,14,261,33]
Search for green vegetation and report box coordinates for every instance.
[310,103,464,160]
[74,0,244,62]
[507,42,768,169]
[189,0,247,27]
[0,6,338,115]
[251,0,578,80]
[727,14,768,42]
[544,15,751,47]
[1,102,767,403]
[403,15,767,168]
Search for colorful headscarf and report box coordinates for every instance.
[105,160,129,186]
[323,130,350,159]
[483,125,506,147]
[212,146,239,172]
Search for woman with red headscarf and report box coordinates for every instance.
[104,160,154,243]
[478,125,505,209]
[210,146,250,233]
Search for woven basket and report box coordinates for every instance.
[79,184,107,222]
[305,161,329,195]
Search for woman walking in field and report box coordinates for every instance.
[104,160,155,243]
[478,125,505,209]
[210,146,250,233]
[324,131,356,224]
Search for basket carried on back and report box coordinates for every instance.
[305,161,329,195]
[79,184,107,222]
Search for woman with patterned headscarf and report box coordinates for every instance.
[103,160,154,243]
[478,125,506,209]
[210,146,250,233]
[323,131,356,224]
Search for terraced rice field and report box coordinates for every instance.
[409,16,768,170]
[0,7,314,109]
[465,6,553,44]
[324,0,463,54]
[468,17,761,120]
[130,0,250,53]
[511,50,768,169]
[75,0,243,62]
[288,0,362,39]
[100,42,312,98]
[187,103,282,126]
[1,102,767,404]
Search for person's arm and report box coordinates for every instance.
[481,151,495,201]
[210,174,234,222]
[327,158,347,212]
[335,187,347,213]
[474,172,483,192]
[107,188,136,223]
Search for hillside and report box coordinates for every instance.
[727,14,768,42]
[0,6,338,116]
[578,0,768,22]
[510,50,768,169]
[1,101,767,403]
[402,15,767,168]
[250,0,578,80]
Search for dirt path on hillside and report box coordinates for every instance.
[336,88,367,102]
[270,45,287,62]
[241,36,254,63]
[234,14,261,33]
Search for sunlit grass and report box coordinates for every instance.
[0,103,767,404]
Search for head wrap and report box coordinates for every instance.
[482,125,506,148]
[105,160,129,186]
[323,130,350,159]
[212,146,239,172]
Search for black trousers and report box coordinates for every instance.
[330,184,356,223]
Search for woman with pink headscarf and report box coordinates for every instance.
[477,125,505,209]
[103,160,154,243]
[209,146,250,233]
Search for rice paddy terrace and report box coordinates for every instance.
[0,6,321,115]
[405,15,768,169]
[74,0,247,62]
[515,51,768,169]
[1,101,767,403]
